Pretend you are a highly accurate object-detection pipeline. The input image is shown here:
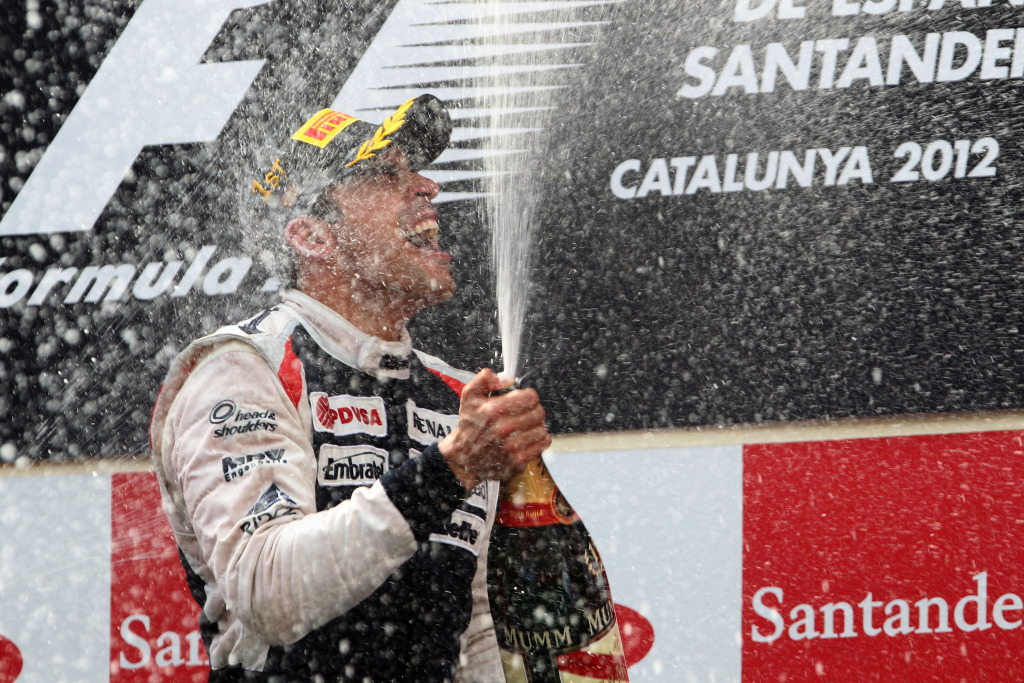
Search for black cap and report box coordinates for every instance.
[249,94,452,219]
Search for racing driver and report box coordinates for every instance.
[149,94,551,682]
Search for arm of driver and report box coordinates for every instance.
[161,344,419,646]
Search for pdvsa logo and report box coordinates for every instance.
[0,635,23,683]
[311,393,387,437]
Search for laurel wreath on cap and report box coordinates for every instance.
[346,98,415,167]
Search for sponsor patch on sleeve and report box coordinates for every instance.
[291,109,359,148]
[222,448,288,482]
[311,392,387,437]
[317,444,389,487]
[406,400,458,445]
[430,509,487,556]
[240,483,298,534]
[208,399,278,439]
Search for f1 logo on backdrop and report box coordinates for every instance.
[0,0,600,237]
[0,0,269,237]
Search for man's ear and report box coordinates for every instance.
[285,216,334,259]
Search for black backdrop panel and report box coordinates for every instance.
[1,0,1022,458]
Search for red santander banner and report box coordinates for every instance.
[743,430,1024,681]
[109,474,208,680]
[7,429,1024,680]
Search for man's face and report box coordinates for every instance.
[321,147,455,308]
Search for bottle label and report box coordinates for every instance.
[498,458,580,527]
[556,623,630,682]
[497,490,579,526]
[498,598,617,655]
[499,620,630,682]
[490,456,629,681]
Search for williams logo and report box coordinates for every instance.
[406,400,458,445]
[223,448,287,482]
[312,393,387,437]
[317,444,389,487]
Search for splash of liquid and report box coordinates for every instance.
[473,0,613,381]
[486,149,538,383]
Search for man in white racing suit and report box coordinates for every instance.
[150,95,551,682]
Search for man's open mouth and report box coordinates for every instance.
[406,219,439,250]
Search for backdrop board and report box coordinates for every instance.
[1,0,1023,460]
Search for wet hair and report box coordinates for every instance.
[247,183,352,291]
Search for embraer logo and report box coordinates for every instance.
[0,0,268,237]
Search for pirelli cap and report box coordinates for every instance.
[249,94,452,219]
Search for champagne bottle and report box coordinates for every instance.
[487,457,629,683]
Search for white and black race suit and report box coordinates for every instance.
[149,289,502,682]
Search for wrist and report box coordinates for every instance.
[439,430,478,490]
[379,443,467,542]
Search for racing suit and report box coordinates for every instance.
[149,289,503,682]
